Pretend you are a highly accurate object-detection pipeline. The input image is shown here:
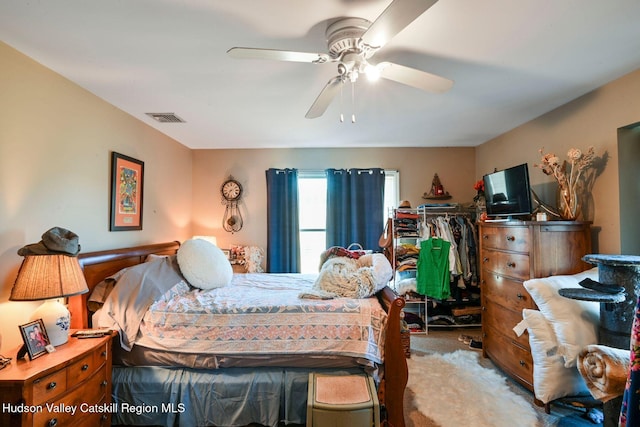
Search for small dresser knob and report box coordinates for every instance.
[48,418,58,427]
[506,235,515,242]
[101,351,107,357]
[47,382,57,390]
[482,234,489,240]
[507,262,516,268]
[81,364,89,371]
[101,380,108,387]
[483,257,489,263]
[516,293,524,300]
[519,360,526,366]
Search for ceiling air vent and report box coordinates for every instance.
[145,112,186,123]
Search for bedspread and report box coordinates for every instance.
[136,273,386,363]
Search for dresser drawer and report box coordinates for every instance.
[483,324,533,389]
[67,350,103,389]
[33,367,108,427]
[481,250,530,280]
[483,301,530,350]
[480,226,530,252]
[482,273,536,313]
[32,369,68,405]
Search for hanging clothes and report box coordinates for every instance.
[417,237,451,300]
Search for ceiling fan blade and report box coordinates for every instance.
[361,0,438,50]
[377,62,453,93]
[305,76,344,119]
[227,47,330,64]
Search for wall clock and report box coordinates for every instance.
[221,177,243,233]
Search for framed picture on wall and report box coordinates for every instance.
[110,151,144,231]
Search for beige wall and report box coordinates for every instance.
[476,68,640,255]
[191,147,476,250]
[0,42,193,351]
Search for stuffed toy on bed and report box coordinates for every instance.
[301,253,392,299]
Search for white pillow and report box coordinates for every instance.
[523,268,599,367]
[522,309,590,403]
[358,253,393,292]
[177,239,233,290]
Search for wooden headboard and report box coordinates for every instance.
[68,241,181,329]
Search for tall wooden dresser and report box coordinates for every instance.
[479,220,592,391]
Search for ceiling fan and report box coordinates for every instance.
[227,0,453,119]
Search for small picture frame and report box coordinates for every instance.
[19,319,50,360]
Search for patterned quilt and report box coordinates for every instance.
[137,273,387,364]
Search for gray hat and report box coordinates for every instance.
[17,227,81,256]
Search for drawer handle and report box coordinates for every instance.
[101,414,108,421]
[519,360,526,367]
[516,293,524,300]
[101,380,108,387]
[482,234,489,239]
[48,418,58,427]
[81,364,90,371]
[101,351,108,357]
[483,257,489,263]
[506,235,515,242]
[507,262,516,268]
[47,381,57,390]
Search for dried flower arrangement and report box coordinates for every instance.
[534,147,597,220]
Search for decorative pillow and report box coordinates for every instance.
[177,239,232,290]
[522,309,590,403]
[523,268,599,367]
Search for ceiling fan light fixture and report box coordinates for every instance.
[364,64,381,82]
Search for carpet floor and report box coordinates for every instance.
[407,327,604,427]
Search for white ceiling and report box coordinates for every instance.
[2,0,640,149]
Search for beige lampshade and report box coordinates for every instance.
[10,254,89,301]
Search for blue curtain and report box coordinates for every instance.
[325,168,385,251]
[265,168,300,273]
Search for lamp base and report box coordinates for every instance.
[30,299,71,346]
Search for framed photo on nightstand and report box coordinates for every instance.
[19,319,50,360]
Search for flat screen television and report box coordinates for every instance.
[483,163,533,220]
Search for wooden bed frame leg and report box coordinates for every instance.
[378,287,408,427]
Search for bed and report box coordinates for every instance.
[68,241,407,427]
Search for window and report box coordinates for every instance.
[298,170,399,273]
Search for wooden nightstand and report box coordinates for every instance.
[0,332,114,427]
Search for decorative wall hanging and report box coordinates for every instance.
[110,152,144,231]
[422,173,451,200]
[221,176,243,233]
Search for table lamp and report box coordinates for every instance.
[10,254,89,346]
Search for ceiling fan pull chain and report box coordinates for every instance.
[339,83,344,123]
[351,80,356,123]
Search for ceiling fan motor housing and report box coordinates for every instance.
[326,18,374,59]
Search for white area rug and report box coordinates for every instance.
[407,350,539,427]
